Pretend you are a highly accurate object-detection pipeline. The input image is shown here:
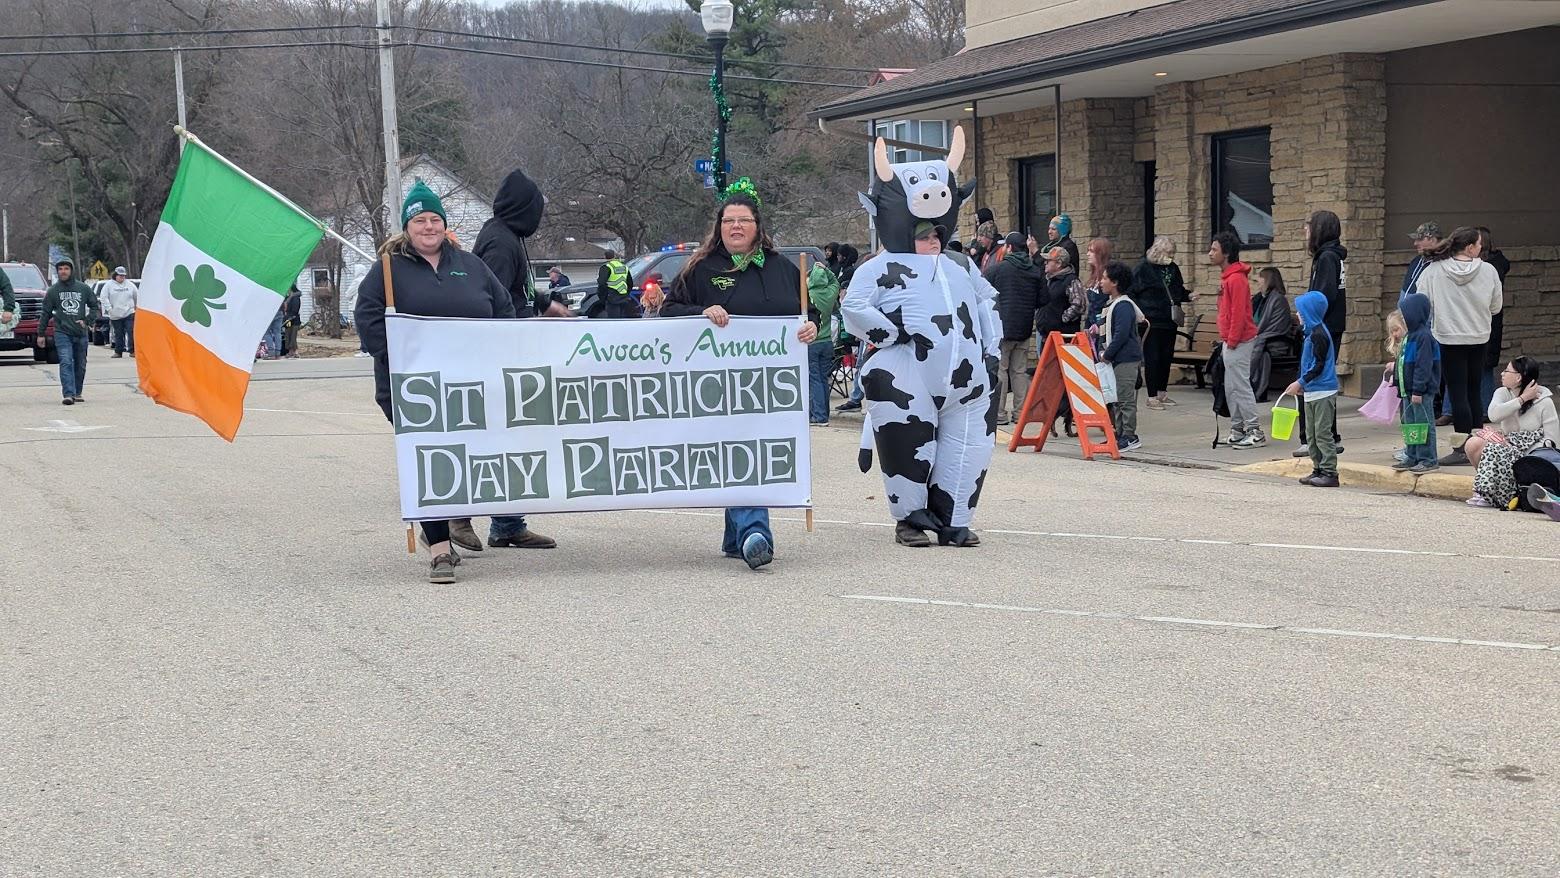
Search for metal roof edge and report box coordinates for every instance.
[812,0,1436,120]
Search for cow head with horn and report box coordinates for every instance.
[857,124,977,254]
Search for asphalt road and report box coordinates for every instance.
[2,353,1557,877]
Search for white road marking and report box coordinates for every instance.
[841,594,1560,654]
[247,407,384,417]
[632,510,1558,565]
[25,419,111,433]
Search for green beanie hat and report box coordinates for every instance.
[401,178,446,228]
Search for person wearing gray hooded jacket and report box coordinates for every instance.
[1415,226,1502,463]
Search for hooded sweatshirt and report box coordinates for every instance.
[38,275,100,338]
[1216,261,1256,347]
[1295,290,1339,401]
[99,278,137,319]
[1394,292,1439,399]
[473,169,550,318]
[1486,384,1559,442]
[1308,240,1347,340]
[1415,257,1502,345]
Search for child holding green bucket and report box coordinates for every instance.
[1391,292,1441,473]
[1284,291,1341,487]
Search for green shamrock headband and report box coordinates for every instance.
[722,177,761,208]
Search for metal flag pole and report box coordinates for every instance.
[174,49,187,129]
[173,126,375,263]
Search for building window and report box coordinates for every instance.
[876,119,949,163]
[1211,128,1273,248]
[1017,155,1056,239]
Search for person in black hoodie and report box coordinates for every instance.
[986,231,1046,425]
[1292,209,1347,456]
[355,180,514,584]
[662,189,820,570]
[474,169,568,319]
[462,168,564,553]
[1476,226,1511,413]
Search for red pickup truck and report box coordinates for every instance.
[1,262,57,363]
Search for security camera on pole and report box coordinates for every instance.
[700,0,735,194]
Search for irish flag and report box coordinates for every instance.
[138,140,323,440]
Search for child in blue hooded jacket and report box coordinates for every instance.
[1391,292,1441,473]
[1285,291,1341,486]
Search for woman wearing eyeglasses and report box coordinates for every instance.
[662,183,821,569]
[1465,356,1559,508]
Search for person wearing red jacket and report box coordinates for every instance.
[1209,231,1262,447]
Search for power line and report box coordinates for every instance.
[0,38,864,89]
[407,25,882,75]
[0,24,364,42]
[0,23,888,75]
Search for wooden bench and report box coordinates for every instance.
[1171,312,1221,388]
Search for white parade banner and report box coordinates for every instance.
[385,314,812,521]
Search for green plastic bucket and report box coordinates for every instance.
[1270,393,1300,441]
[1402,421,1430,445]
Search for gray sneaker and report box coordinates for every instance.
[429,553,457,584]
[1410,461,1440,474]
[1290,445,1309,458]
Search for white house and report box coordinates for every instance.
[294,155,493,326]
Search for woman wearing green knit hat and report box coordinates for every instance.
[354,178,515,584]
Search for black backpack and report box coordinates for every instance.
[1513,445,1560,512]
[1206,342,1229,418]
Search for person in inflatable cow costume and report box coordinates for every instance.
[841,125,1002,548]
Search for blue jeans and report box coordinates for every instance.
[263,312,284,358]
[807,339,833,422]
[489,515,528,539]
[111,315,135,353]
[847,342,869,403]
[722,508,772,556]
[55,333,88,398]
[1402,399,1438,466]
[1479,368,1495,419]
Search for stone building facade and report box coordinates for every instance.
[816,2,1560,395]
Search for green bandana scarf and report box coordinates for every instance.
[731,249,765,272]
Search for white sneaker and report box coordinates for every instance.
[1120,436,1143,452]
[1226,432,1247,446]
[1231,433,1262,449]
[1247,431,1267,447]
[354,350,372,358]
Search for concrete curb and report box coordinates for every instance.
[1232,458,1473,501]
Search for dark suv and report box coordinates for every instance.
[566,244,828,317]
[1,262,55,363]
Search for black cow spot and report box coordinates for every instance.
[959,384,984,405]
[930,313,954,336]
[875,416,935,484]
[957,302,978,342]
[985,383,999,435]
[888,493,899,505]
[927,481,956,529]
[931,395,946,410]
[911,333,934,361]
[866,327,891,345]
[951,358,975,389]
[877,263,918,290]
[883,305,912,344]
[969,470,988,510]
[862,369,916,410]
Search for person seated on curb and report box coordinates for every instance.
[1465,356,1559,509]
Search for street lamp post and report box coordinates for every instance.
[700,0,735,194]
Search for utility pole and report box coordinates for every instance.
[174,50,187,129]
[2,203,9,262]
[66,166,81,269]
[376,0,402,238]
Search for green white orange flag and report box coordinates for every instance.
[137,140,324,440]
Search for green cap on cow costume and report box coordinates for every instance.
[401,178,446,228]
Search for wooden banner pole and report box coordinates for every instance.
[800,253,815,534]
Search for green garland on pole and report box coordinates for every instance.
[709,71,732,183]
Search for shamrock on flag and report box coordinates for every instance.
[137,138,325,440]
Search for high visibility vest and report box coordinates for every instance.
[605,259,630,297]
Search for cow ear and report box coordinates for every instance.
[959,179,977,200]
[857,192,878,216]
[873,138,894,183]
[946,124,966,174]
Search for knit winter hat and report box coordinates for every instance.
[401,178,446,228]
